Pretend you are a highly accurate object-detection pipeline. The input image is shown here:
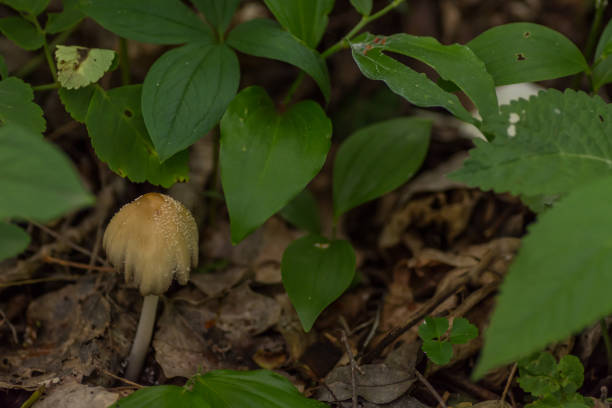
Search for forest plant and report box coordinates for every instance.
[417,317,479,366]
[2,0,612,404]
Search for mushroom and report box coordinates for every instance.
[103,192,198,381]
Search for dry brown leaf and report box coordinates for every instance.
[35,381,119,408]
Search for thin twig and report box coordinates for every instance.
[500,363,517,407]
[415,370,447,408]
[30,220,106,265]
[341,330,358,408]
[0,310,19,344]
[100,368,144,389]
[43,255,114,272]
[361,303,381,351]
[0,275,79,288]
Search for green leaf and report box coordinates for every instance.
[110,384,211,408]
[421,339,453,365]
[352,33,498,123]
[0,222,30,262]
[220,86,331,243]
[194,369,329,407]
[467,23,588,86]
[142,43,239,162]
[279,189,321,234]
[3,0,49,15]
[0,54,7,79]
[593,19,612,91]
[0,124,93,221]
[0,16,44,50]
[282,235,355,331]
[86,85,189,187]
[227,19,330,102]
[558,355,584,392]
[45,0,85,34]
[82,0,213,44]
[351,36,475,125]
[517,352,559,397]
[191,0,241,35]
[0,77,45,134]
[474,175,612,378]
[452,89,612,197]
[263,0,334,48]
[55,45,116,89]
[418,316,449,340]
[333,117,430,217]
[449,317,478,344]
[350,0,372,15]
[58,85,95,123]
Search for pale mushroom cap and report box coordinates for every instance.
[103,193,199,296]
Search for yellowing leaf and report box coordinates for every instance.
[55,45,115,89]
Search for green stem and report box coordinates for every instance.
[32,82,60,91]
[22,12,57,81]
[283,0,406,106]
[585,0,608,63]
[119,37,131,85]
[600,318,612,375]
[15,25,75,79]
[19,385,45,408]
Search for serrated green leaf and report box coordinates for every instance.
[467,23,588,86]
[55,45,116,89]
[58,85,95,123]
[82,0,213,44]
[418,316,449,340]
[110,384,211,408]
[3,0,49,15]
[142,43,239,162]
[0,222,30,261]
[0,16,44,50]
[452,89,612,197]
[0,124,93,221]
[194,369,329,407]
[227,19,330,102]
[333,117,430,217]
[86,85,189,187]
[0,54,7,79]
[421,340,453,365]
[0,77,45,133]
[449,317,478,344]
[558,355,583,392]
[517,353,559,397]
[282,235,355,331]
[263,0,333,48]
[45,0,84,34]
[191,0,241,35]
[353,33,498,123]
[350,0,371,15]
[593,18,612,91]
[220,86,331,244]
[474,175,612,378]
[351,36,475,125]
[279,189,321,234]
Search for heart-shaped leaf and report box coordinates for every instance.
[142,43,240,162]
[220,86,331,243]
[281,234,355,331]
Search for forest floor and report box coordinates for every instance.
[1,1,611,407]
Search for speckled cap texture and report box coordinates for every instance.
[103,193,199,296]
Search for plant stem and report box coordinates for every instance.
[22,12,57,81]
[125,294,159,381]
[600,318,612,375]
[283,0,406,106]
[19,385,45,408]
[32,82,59,91]
[15,27,75,78]
[119,37,131,85]
[585,0,608,63]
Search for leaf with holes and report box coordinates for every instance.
[467,23,588,86]
[142,43,239,162]
[282,235,355,331]
[82,0,212,44]
[0,77,45,133]
[220,86,331,244]
[473,175,612,378]
[86,85,189,187]
[0,16,44,50]
[333,117,430,217]
[451,89,612,197]
[0,124,93,221]
[0,222,30,262]
[263,0,334,48]
[227,19,330,102]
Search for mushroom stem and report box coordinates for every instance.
[125,294,159,381]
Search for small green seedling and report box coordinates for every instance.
[418,316,478,365]
[517,352,592,408]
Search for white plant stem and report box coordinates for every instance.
[125,294,159,381]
